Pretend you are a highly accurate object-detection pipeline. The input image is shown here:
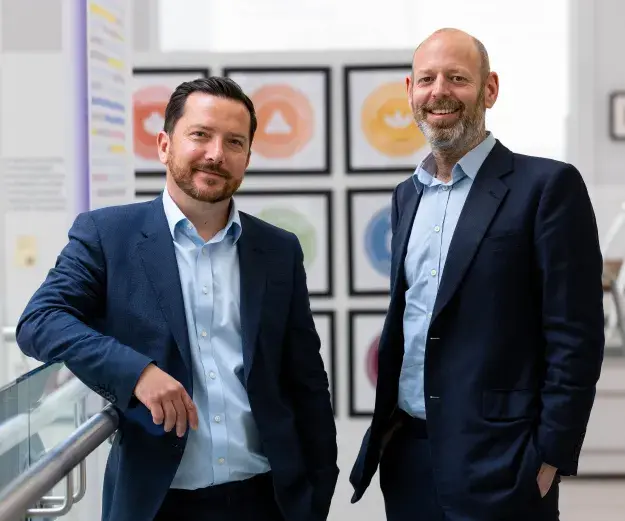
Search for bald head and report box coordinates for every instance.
[406,27,499,154]
[412,28,490,84]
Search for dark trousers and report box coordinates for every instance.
[154,472,284,521]
[379,412,560,521]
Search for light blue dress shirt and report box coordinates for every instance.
[398,132,497,419]
[162,188,270,490]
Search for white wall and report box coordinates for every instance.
[569,0,625,257]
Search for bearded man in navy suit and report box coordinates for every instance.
[17,77,338,521]
[350,28,604,521]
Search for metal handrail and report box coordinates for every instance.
[0,377,92,458]
[0,405,119,521]
[2,326,15,342]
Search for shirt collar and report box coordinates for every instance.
[162,186,242,244]
[413,132,497,192]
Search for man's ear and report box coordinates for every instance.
[484,71,499,109]
[156,130,170,165]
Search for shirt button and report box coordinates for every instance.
[442,186,449,191]
[434,225,441,232]
[201,248,206,255]
[209,372,216,380]
[202,286,208,294]
[218,457,225,465]
[427,312,432,318]
[201,330,207,337]
[186,223,192,230]
[214,415,221,423]
[430,269,437,276]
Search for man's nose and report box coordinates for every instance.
[204,138,225,163]
[431,75,451,98]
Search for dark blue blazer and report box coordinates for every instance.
[16,196,338,521]
[350,141,605,520]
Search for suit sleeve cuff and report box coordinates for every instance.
[538,427,585,475]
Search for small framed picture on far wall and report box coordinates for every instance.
[610,91,625,141]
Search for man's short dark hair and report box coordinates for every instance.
[163,77,257,144]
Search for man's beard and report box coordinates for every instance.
[167,156,241,204]
[414,86,486,152]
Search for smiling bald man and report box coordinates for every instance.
[350,28,604,521]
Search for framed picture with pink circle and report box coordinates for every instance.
[223,66,331,175]
[349,309,386,417]
[132,67,210,177]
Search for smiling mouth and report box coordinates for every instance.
[428,108,460,116]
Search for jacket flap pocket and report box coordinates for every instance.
[482,389,536,420]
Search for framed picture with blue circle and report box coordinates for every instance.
[347,188,393,295]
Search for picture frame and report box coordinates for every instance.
[312,310,337,416]
[349,309,387,417]
[347,188,394,296]
[610,91,625,141]
[223,67,331,175]
[133,190,333,297]
[234,190,333,297]
[132,67,210,177]
[344,64,430,174]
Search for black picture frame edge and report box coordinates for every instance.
[222,66,332,175]
[132,67,211,77]
[311,309,337,417]
[346,188,394,297]
[609,91,625,141]
[348,308,388,418]
[135,170,165,178]
[343,63,417,175]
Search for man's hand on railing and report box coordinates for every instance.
[133,364,199,437]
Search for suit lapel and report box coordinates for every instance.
[237,213,266,384]
[431,142,513,322]
[137,197,192,374]
[390,184,421,298]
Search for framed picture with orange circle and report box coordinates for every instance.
[223,67,331,175]
[312,310,338,416]
[344,64,430,174]
[349,309,387,417]
[133,67,210,177]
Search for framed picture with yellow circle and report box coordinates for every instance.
[344,64,430,173]
[223,67,331,175]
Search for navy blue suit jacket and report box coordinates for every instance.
[350,141,605,520]
[16,196,338,521]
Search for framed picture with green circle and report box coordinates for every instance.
[234,190,333,297]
